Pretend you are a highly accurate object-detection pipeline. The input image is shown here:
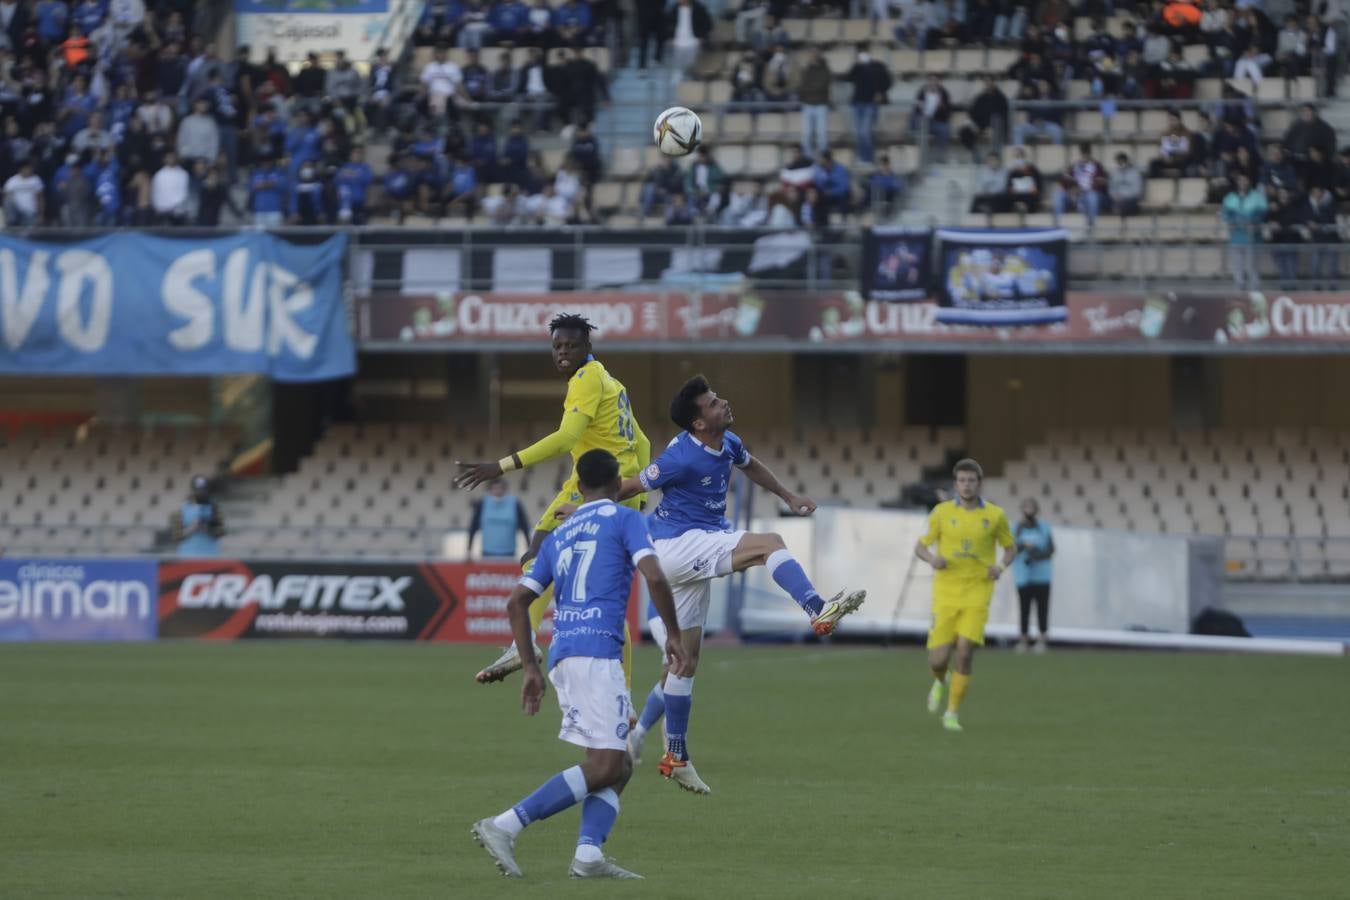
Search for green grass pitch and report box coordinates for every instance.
[2,642,1347,898]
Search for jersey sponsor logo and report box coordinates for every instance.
[178,573,410,612]
[616,720,630,740]
[645,464,661,481]
[556,606,604,623]
[598,505,617,517]
[700,476,712,486]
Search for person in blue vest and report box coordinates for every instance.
[174,476,224,557]
[1011,498,1054,654]
[468,479,532,559]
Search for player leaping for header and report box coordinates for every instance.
[565,375,867,794]
[454,314,649,689]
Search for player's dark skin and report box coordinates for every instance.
[453,326,592,566]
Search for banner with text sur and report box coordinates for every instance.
[157,559,640,643]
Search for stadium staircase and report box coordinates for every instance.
[901,161,978,228]
[594,66,675,148]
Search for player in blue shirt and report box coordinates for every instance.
[562,375,866,793]
[472,449,686,881]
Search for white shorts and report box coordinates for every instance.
[548,656,632,751]
[653,529,745,631]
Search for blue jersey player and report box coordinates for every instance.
[472,449,687,880]
[563,375,866,794]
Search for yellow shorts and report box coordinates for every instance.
[534,475,643,534]
[927,604,990,648]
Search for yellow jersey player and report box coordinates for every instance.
[454,314,650,687]
[913,458,1016,732]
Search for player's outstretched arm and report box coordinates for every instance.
[453,409,593,490]
[637,556,690,677]
[740,456,816,516]
[505,583,546,714]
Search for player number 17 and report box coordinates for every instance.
[559,540,597,603]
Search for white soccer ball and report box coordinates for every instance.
[653,106,703,157]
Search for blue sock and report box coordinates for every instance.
[511,765,588,827]
[767,549,824,617]
[637,682,665,731]
[663,674,694,760]
[577,788,620,851]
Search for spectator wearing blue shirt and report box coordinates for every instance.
[72,0,105,39]
[500,119,530,185]
[285,112,321,167]
[447,156,477,218]
[462,48,489,102]
[488,0,531,44]
[812,149,851,222]
[94,157,121,226]
[335,146,374,224]
[62,76,98,139]
[251,107,286,161]
[248,157,288,227]
[1011,499,1054,654]
[107,83,137,141]
[866,152,903,216]
[552,0,592,45]
[383,153,417,218]
[35,0,68,44]
[468,121,497,182]
[156,41,188,100]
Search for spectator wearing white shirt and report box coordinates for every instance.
[137,89,175,135]
[73,111,115,155]
[3,161,44,226]
[420,46,466,115]
[151,151,191,225]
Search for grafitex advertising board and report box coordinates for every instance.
[158,560,639,642]
[0,559,157,641]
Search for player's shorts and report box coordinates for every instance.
[652,528,746,631]
[926,604,991,648]
[548,656,632,751]
[535,474,643,534]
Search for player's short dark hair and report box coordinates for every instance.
[548,313,594,340]
[670,374,711,432]
[576,448,620,490]
[953,458,984,481]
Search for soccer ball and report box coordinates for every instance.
[653,107,703,157]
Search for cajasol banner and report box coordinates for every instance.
[0,558,157,641]
[0,232,354,381]
[934,228,1069,326]
[235,0,389,63]
[157,559,640,643]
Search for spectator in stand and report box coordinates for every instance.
[525,0,558,46]
[73,111,114,156]
[1275,15,1308,77]
[206,72,242,181]
[1012,79,1065,145]
[635,0,666,69]
[1305,185,1339,286]
[367,48,396,134]
[382,153,417,219]
[759,40,795,103]
[684,145,725,213]
[667,0,711,81]
[639,155,683,218]
[665,190,695,224]
[34,0,67,45]
[1149,111,1192,177]
[184,45,222,107]
[335,146,374,224]
[56,155,95,227]
[440,155,473,218]
[324,50,363,114]
[1261,144,1298,196]
[921,0,963,50]
[1315,13,1338,98]
[561,50,609,126]
[498,119,530,185]
[846,44,892,165]
[94,153,120,226]
[151,150,190,224]
[970,150,1009,213]
[960,76,1009,164]
[721,179,768,226]
[138,89,174,136]
[469,120,498,181]
[193,161,239,227]
[1053,144,1106,227]
[747,12,787,55]
[1283,104,1336,182]
[456,0,491,48]
[518,48,555,129]
[248,155,288,227]
[812,149,850,222]
[421,45,467,117]
[552,0,592,46]
[1233,45,1265,83]
[489,0,531,44]
[910,74,952,160]
[729,50,763,104]
[797,48,832,158]
[1222,173,1266,290]
[488,50,518,103]
[1108,152,1143,217]
[177,97,220,167]
[294,52,327,102]
[462,48,490,103]
[992,0,1028,43]
[569,121,602,184]
[1266,185,1304,286]
[866,153,903,217]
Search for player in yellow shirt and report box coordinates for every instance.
[454,314,650,686]
[914,458,1016,732]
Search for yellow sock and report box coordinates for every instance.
[949,672,971,713]
[527,586,552,633]
[622,622,633,695]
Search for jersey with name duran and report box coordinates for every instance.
[639,431,751,540]
[522,499,655,667]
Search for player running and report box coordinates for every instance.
[471,449,687,880]
[454,314,650,687]
[567,375,866,793]
[914,458,1016,732]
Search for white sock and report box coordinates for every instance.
[574,843,603,863]
[492,810,524,837]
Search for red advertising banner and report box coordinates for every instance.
[157,559,640,643]
[359,290,1350,347]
